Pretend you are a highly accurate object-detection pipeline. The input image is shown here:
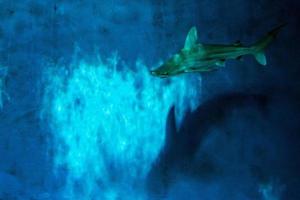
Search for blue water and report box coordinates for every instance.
[40,52,200,199]
[1,1,300,200]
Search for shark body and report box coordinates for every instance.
[151,24,285,78]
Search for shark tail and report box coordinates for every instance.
[253,51,267,66]
[251,23,287,66]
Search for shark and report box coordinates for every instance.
[150,23,286,78]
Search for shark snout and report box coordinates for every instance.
[150,70,157,76]
[150,70,170,78]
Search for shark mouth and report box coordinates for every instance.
[40,52,201,199]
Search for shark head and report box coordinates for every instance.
[151,26,198,78]
[150,54,185,78]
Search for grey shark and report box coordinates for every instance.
[151,24,285,78]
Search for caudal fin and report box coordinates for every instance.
[252,23,286,66]
[254,51,267,65]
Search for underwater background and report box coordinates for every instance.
[0,0,300,199]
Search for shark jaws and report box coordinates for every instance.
[151,24,286,78]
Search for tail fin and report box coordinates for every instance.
[252,23,286,66]
[268,23,287,38]
[254,51,267,65]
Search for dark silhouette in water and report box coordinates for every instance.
[147,92,269,195]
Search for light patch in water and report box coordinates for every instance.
[41,54,201,199]
[259,180,285,200]
[0,66,8,110]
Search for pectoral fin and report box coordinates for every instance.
[216,60,225,67]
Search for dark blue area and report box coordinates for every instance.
[0,0,300,199]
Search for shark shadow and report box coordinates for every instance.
[147,92,269,196]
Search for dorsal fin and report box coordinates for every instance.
[184,26,198,50]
